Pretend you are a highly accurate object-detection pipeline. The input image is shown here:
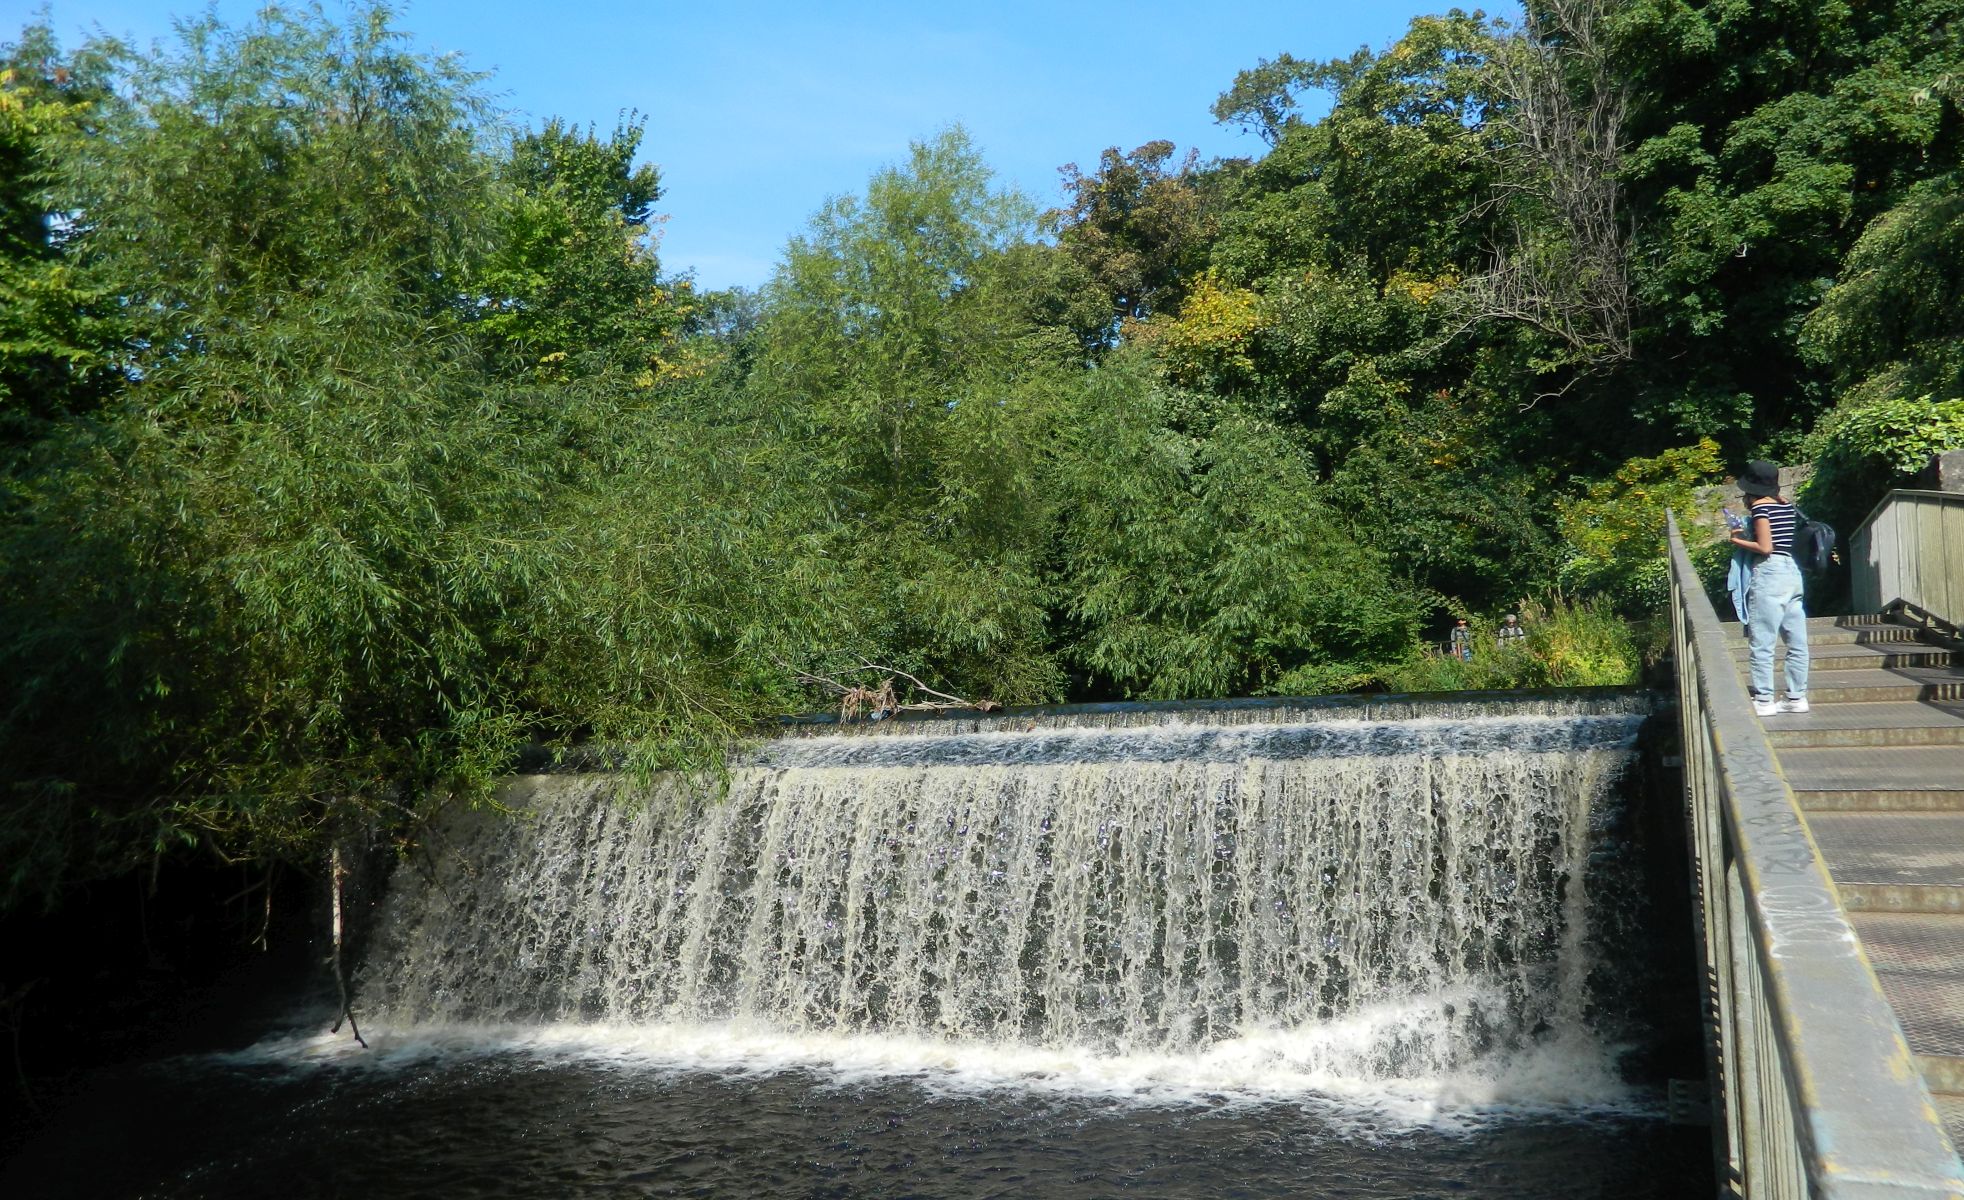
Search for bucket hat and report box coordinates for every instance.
[1737,460,1781,498]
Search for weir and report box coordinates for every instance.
[359,698,1660,1109]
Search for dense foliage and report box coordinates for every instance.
[1383,598,1642,693]
[4,1,1962,909]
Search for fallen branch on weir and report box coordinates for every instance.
[780,658,1001,722]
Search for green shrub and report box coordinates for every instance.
[1554,439,1722,615]
[1801,395,1964,536]
[1380,598,1640,693]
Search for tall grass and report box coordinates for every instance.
[1381,598,1641,693]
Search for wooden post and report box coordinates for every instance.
[328,844,367,1048]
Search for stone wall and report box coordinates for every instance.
[1918,449,1964,494]
[1687,462,1815,541]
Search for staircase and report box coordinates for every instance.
[1732,612,1964,1145]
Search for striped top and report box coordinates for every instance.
[1748,499,1797,557]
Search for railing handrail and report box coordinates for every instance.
[1848,488,1964,548]
[1667,511,1964,1197]
[1847,489,1964,628]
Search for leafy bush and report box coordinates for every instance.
[1554,439,1722,614]
[1687,533,1738,619]
[1381,598,1640,692]
[1824,395,1964,475]
[1801,394,1964,536]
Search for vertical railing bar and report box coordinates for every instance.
[1730,859,1769,1194]
[1913,498,1923,616]
[1678,583,1742,1192]
[1940,496,1962,627]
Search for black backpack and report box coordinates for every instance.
[1795,509,1837,573]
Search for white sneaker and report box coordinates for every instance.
[1778,697,1810,714]
[1753,698,1779,717]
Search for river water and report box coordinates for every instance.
[13,1028,1702,1198]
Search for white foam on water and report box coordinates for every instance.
[209,994,1648,1134]
[747,713,1640,770]
[775,692,1651,739]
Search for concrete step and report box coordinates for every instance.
[1848,914,1964,1085]
[1804,618,1938,647]
[1718,615,1892,634]
[1847,912,1964,1140]
[1780,745,1964,809]
[1759,667,1964,705]
[1728,642,1960,672]
[1814,813,1964,911]
[1766,701,1964,749]
[1807,791,1964,812]
[1720,616,1928,640]
[1934,1092,1964,1159]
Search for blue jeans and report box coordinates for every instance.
[1747,554,1809,700]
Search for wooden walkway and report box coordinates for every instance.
[1733,615,1964,1146]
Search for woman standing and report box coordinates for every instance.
[1729,460,1810,716]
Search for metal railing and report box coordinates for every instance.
[1850,490,1964,624]
[1667,512,1964,1198]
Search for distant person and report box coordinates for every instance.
[1497,614,1526,648]
[1728,460,1809,716]
[1448,618,1472,661]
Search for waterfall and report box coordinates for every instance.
[359,702,1646,1101]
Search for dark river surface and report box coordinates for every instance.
[7,1022,1709,1199]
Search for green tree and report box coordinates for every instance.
[1181,14,1567,610]
[1047,363,1423,697]
[2,5,515,903]
[0,26,123,429]
[750,127,1070,702]
[1611,0,1964,440]
[61,8,498,369]
[0,5,815,908]
[1802,177,1964,412]
[1210,11,1502,284]
[1049,140,1226,328]
[1212,52,1325,146]
[477,117,695,383]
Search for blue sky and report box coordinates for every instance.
[32,1,1469,290]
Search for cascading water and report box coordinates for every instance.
[12,697,1707,1200]
[358,702,1648,1110]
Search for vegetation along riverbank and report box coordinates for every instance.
[2,2,1962,1111]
